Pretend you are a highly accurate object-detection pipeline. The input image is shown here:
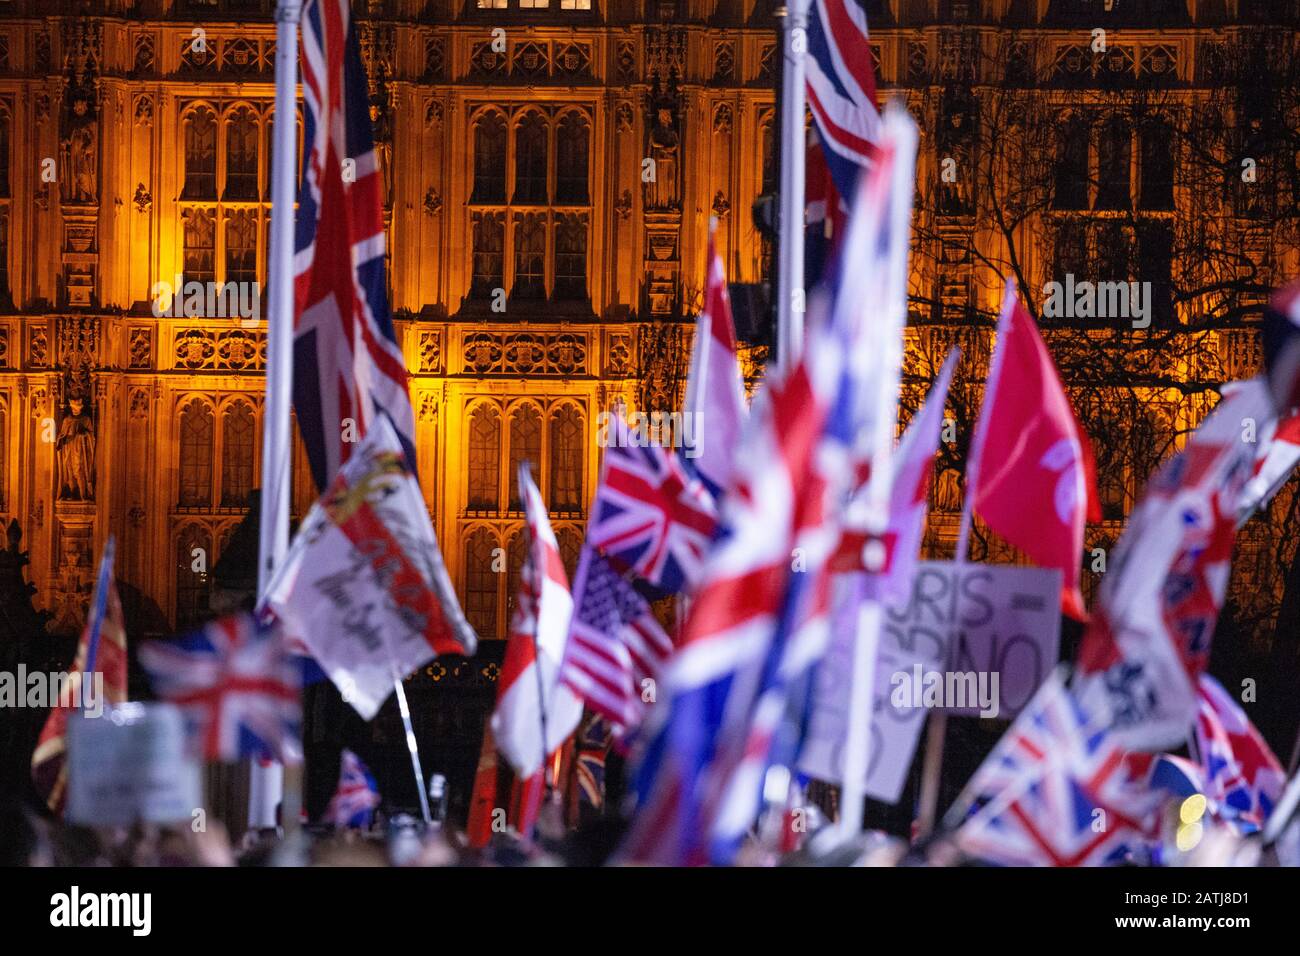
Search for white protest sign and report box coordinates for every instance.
[888,562,1061,718]
[66,702,203,827]
[799,562,1062,804]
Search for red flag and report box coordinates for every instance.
[969,281,1099,620]
[31,538,128,815]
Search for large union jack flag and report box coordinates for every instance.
[139,613,302,764]
[954,674,1159,867]
[587,411,718,597]
[294,0,414,491]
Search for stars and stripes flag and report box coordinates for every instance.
[806,0,882,204]
[491,464,584,778]
[622,105,918,865]
[1236,407,1300,525]
[952,672,1160,867]
[139,612,302,763]
[683,221,747,498]
[587,411,718,597]
[293,0,414,491]
[1195,673,1284,833]
[263,415,476,720]
[559,544,673,732]
[326,749,381,829]
[31,537,129,815]
[1074,378,1275,750]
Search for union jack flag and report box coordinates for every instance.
[139,613,302,764]
[622,107,918,865]
[1195,674,1284,833]
[573,713,613,817]
[806,0,882,204]
[293,0,414,491]
[587,411,718,597]
[326,749,381,829]
[954,674,1160,867]
[559,545,672,731]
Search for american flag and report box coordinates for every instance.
[559,545,672,731]
[954,674,1159,867]
[806,0,882,204]
[622,107,918,865]
[293,0,414,491]
[1195,674,1284,833]
[587,411,718,597]
[139,613,302,763]
[326,749,381,829]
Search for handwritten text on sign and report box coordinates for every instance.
[885,562,1062,717]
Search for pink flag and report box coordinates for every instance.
[968,281,1099,620]
[491,464,584,777]
[683,221,747,496]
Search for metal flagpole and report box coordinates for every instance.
[393,678,433,825]
[775,0,809,370]
[250,0,302,833]
[915,282,1014,840]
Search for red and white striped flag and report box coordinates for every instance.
[491,464,584,778]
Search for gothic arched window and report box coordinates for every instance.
[1097,116,1131,210]
[1053,116,1089,211]
[225,209,258,285]
[555,113,589,204]
[463,527,500,638]
[512,213,546,299]
[179,398,215,507]
[175,524,212,629]
[472,112,507,204]
[508,403,542,511]
[0,400,6,510]
[513,111,549,204]
[505,529,528,624]
[760,116,776,195]
[470,212,504,299]
[221,400,256,508]
[553,214,587,300]
[0,110,10,199]
[183,106,218,200]
[182,208,216,285]
[556,526,582,582]
[467,403,502,511]
[549,404,583,514]
[224,105,260,201]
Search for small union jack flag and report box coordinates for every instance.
[587,411,717,598]
[326,749,381,829]
[1195,674,1284,833]
[139,613,302,764]
[954,674,1160,867]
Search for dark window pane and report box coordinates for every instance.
[513,112,548,204]
[472,112,506,203]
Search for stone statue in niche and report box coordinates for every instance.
[646,106,679,210]
[62,123,98,203]
[57,394,95,500]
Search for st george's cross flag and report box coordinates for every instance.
[683,221,747,497]
[31,537,129,815]
[293,0,415,491]
[967,281,1100,620]
[139,613,301,763]
[1074,378,1274,750]
[491,464,584,778]
[263,415,476,720]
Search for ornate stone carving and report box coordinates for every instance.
[461,331,589,377]
[174,329,266,371]
[128,328,152,368]
[133,182,152,212]
[418,330,442,372]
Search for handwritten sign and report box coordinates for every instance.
[66,703,203,827]
[799,562,1061,803]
